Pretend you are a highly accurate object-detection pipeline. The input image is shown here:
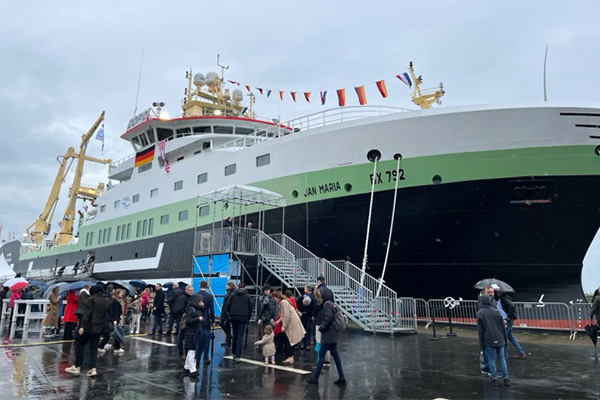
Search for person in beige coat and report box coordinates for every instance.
[42,287,60,335]
[273,291,306,364]
[254,324,276,364]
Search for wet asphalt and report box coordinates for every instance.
[0,323,599,399]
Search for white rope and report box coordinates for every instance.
[376,156,402,298]
[360,159,378,285]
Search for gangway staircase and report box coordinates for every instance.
[197,227,414,334]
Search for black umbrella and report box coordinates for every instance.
[473,278,515,293]
[585,323,599,348]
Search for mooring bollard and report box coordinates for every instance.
[443,297,457,337]
[430,307,440,341]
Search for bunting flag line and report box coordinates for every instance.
[376,80,388,98]
[320,91,327,105]
[134,145,155,168]
[337,89,346,107]
[257,88,263,95]
[397,72,412,87]
[290,92,297,102]
[355,85,367,105]
[267,90,272,98]
[157,140,170,173]
[245,85,251,92]
[279,91,284,100]
[304,92,311,103]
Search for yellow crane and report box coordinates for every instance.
[26,112,112,245]
[408,62,446,110]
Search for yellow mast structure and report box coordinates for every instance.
[26,112,111,246]
[407,61,446,110]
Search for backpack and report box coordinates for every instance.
[331,302,347,332]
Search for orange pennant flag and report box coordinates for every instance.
[290,92,297,102]
[304,92,311,103]
[355,85,367,105]
[376,80,388,98]
[337,89,346,107]
[279,91,284,100]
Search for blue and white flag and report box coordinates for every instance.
[96,127,105,152]
[396,72,412,88]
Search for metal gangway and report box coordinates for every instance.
[195,227,416,334]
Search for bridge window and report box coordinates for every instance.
[225,164,236,176]
[214,126,233,134]
[146,129,155,144]
[156,128,173,142]
[176,127,191,138]
[197,173,208,184]
[193,126,212,133]
[174,180,183,191]
[139,134,149,147]
[235,127,254,135]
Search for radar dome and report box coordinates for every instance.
[205,72,219,88]
[232,89,243,102]
[193,73,206,87]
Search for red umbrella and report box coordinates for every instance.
[9,281,28,291]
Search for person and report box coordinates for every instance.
[42,286,60,336]
[224,282,252,362]
[498,291,526,359]
[478,285,496,375]
[66,285,112,377]
[477,295,510,386]
[74,285,91,344]
[141,287,150,322]
[147,285,156,320]
[257,284,276,339]
[273,291,305,364]
[8,287,22,331]
[220,281,236,346]
[315,276,334,367]
[129,292,143,334]
[298,286,317,350]
[152,283,165,335]
[62,290,78,340]
[306,299,346,385]
[167,282,185,335]
[590,287,600,323]
[99,289,126,353]
[197,281,215,365]
[255,324,276,364]
[284,289,297,310]
[178,285,194,360]
[184,293,206,378]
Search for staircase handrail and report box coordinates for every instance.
[330,260,397,301]
[269,233,374,298]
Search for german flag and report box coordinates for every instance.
[135,145,155,167]
[376,80,388,98]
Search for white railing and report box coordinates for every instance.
[330,260,397,302]
[284,106,408,131]
[212,135,272,151]
[111,153,135,169]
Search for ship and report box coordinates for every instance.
[1,60,599,303]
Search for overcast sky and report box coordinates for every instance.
[1,1,599,291]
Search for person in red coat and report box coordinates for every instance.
[62,291,78,340]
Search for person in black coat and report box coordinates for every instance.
[315,276,334,365]
[224,282,252,362]
[258,284,276,339]
[220,281,236,346]
[477,295,510,386]
[66,285,111,377]
[298,285,317,350]
[167,282,185,335]
[184,293,207,378]
[98,289,125,352]
[196,281,215,364]
[152,283,165,335]
[178,285,194,359]
[499,291,526,358]
[306,300,346,385]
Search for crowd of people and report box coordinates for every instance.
[0,275,346,385]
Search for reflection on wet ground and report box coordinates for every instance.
[0,324,599,399]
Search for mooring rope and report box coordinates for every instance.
[376,155,402,298]
[360,158,378,285]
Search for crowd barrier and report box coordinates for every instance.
[414,298,596,339]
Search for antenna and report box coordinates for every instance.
[217,54,229,82]
[543,45,548,102]
[133,42,146,117]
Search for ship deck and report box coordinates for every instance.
[0,323,598,399]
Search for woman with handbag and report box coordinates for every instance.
[273,291,306,365]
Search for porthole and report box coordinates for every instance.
[432,175,442,185]
[109,256,113,261]
[394,153,403,161]
[135,252,139,258]
[224,203,229,210]
[366,149,382,162]
[292,190,298,198]
[595,145,600,156]
[344,183,353,192]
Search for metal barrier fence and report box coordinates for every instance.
[417,298,597,339]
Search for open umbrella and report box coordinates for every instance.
[585,323,599,348]
[129,279,148,291]
[9,281,28,291]
[108,280,134,296]
[43,282,69,299]
[61,281,97,293]
[28,280,47,288]
[474,278,515,293]
[3,277,27,288]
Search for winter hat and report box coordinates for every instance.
[90,285,103,295]
[188,293,204,310]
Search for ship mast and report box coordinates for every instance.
[408,62,445,110]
